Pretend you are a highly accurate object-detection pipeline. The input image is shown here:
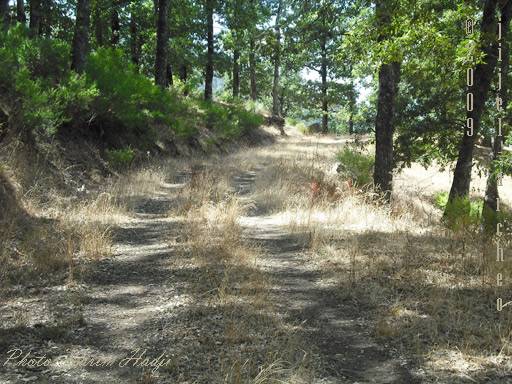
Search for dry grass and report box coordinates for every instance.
[110,160,178,208]
[168,159,314,383]
[0,157,179,288]
[235,135,512,382]
[3,131,511,382]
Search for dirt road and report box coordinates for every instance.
[0,134,417,383]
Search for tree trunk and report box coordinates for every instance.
[179,64,187,82]
[374,61,401,197]
[248,0,257,101]
[232,48,240,98]
[447,0,500,205]
[279,89,285,116]
[154,0,170,88]
[71,0,91,73]
[129,10,139,67]
[29,0,41,36]
[348,81,355,135]
[204,0,214,101]
[110,0,120,46]
[167,63,173,86]
[93,0,104,46]
[373,0,401,199]
[320,36,328,134]
[180,63,188,95]
[0,0,9,30]
[348,110,354,135]
[40,0,51,36]
[249,36,257,101]
[16,0,26,24]
[271,0,282,119]
[482,0,512,232]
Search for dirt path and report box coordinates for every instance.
[0,134,417,383]
[236,162,416,383]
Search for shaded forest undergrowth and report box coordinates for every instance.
[1,132,512,383]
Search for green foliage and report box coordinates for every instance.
[434,192,483,232]
[243,100,267,115]
[85,48,263,144]
[285,116,307,128]
[336,147,375,187]
[481,205,512,235]
[493,151,512,177]
[434,191,449,210]
[204,101,230,130]
[235,106,265,132]
[0,28,261,147]
[106,147,136,169]
[0,26,97,136]
[296,123,310,135]
[201,101,264,139]
[86,48,195,138]
[391,3,480,169]
[286,117,310,134]
[53,74,99,126]
[25,38,70,84]
[13,68,61,135]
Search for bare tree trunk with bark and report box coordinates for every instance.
[111,0,120,45]
[40,0,51,36]
[320,36,328,134]
[93,0,104,46]
[232,48,240,98]
[272,0,284,134]
[154,0,170,88]
[17,0,26,24]
[447,0,500,206]
[180,63,189,95]
[71,0,91,73]
[129,9,140,67]
[167,63,173,86]
[204,0,214,101]
[271,0,282,116]
[0,0,9,30]
[29,0,41,36]
[249,36,257,100]
[373,0,401,199]
[248,0,257,101]
[482,0,512,232]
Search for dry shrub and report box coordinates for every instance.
[56,192,117,263]
[0,167,74,285]
[173,161,237,216]
[250,158,319,214]
[0,220,77,287]
[74,222,113,260]
[0,166,22,214]
[110,160,176,209]
[49,162,176,263]
[184,196,255,300]
[0,160,140,286]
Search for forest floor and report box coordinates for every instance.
[1,129,511,383]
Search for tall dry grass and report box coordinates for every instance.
[169,160,314,383]
[0,158,179,287]
[3,131,511,381]
[236,136,512,381]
